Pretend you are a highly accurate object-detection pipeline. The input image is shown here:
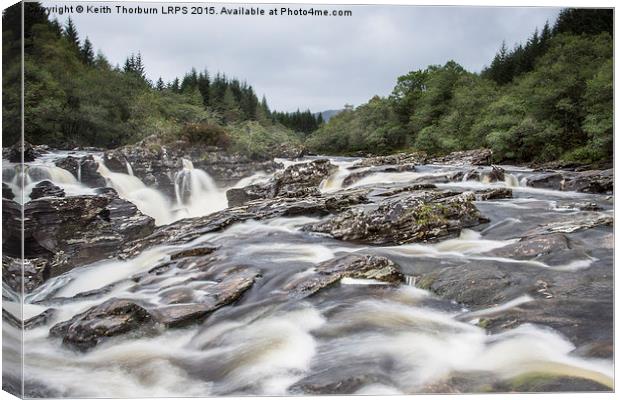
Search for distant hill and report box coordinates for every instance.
[315,109,342,122]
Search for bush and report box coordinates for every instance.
[180,122,231,148]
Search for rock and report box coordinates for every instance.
[2,183,14,200]
[525,171,564,190]
[451,169,481,182]
[150,266,260,327]
[486,165,505,182]
[476,188,512,201]
[283,254,403,298]
[55,155,106,188]
[5,141,44,163]
[525,169,613,194]
[562,169,613,194]
[2,256,49,293]
[24,309,56,330]
[304,191,488,245]
[226,185,271,208]
[2,193,155,290]
[49,298,154,351]
[350,152,427,169]
[226,159,336,207]
[341,164,417,188]
[29,180,65,200]
[431,149,492,166]
[525,212,613,236]
[488,233,570,260]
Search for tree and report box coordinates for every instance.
[64,17,80,49]
[155,77,165,91]
[80,37,95,65]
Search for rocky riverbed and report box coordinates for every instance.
[2,144,614,396]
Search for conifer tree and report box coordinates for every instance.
[156,77,165,91]
[64,17,80,49]
[80,37,95,65]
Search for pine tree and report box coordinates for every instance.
[197,69,210,107]
[80,37,95,65]
[169,78,180,93]
[64,17,80,49]
[134,52,146,79]
[156,77,165,91]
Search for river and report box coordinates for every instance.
[2,151,614,396]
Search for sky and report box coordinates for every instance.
[46,2,561,112]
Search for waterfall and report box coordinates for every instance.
[2,164,90,202]
[173,159,227,218]
[320,164,351,193]
[77,161,82,182]
[95,157,173,225]
[126,160,134,176]
[504,173,520,187]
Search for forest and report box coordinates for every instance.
[2,2,322,157]
[307,8,613,163]
[2,5,613,164]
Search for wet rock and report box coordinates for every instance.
[525,171,564,190]
[151,266,260,327]
[341,164,417,188]
[350,152,427,169]
[29,180,65,200]
[2,256,49,293]
[451,169,481,182]
[526,169,613,194]
[49,298,154,351]
[431,148,492,166]
[476,188,512,201]
[488,233,569,260]
[25,308,57,329]
[2,183,14,200]
[562,169,613,194]
[4,141,45,162]
[3,193,155,289]
[525,212,613,236]
[284,254,403,298]
[226,159,336,207]
[225,185,269,208]
[305,191,488,245]
[55,155,106,188]
[291,369,394,394]
[486,165,505,182]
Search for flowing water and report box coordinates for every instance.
[2,153,614,396]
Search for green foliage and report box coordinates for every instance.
[181,122,231,148]
[3,2,299,157]
[307,96,406,155]
[307,8,612,164]
[271,109,322,136]
[228,121,302,159]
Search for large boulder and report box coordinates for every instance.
[304,191,488,245]
[49,298,154,351]
[55,155,106,188]
[2,191,155,291]
[226,159,336,207]
[4,141,45,163]
[29,180,65,200]
[562,169,613,194]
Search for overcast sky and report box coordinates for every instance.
[47,2,561,112]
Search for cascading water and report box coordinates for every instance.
[172,159,228,219]
[95,157,174,225]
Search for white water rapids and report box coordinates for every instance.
[2,153,614,396]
